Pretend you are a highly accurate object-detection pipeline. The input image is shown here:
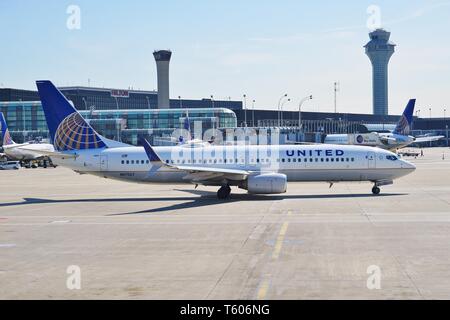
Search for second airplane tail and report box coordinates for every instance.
[0,112,15,146]
[393,99,416,135]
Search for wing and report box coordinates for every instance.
[175,165,249,182]
[414,136,445,143]
[140,138,249,183]
[18,148,78,160]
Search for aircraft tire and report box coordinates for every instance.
[372,186,381,195]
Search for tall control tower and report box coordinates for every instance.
[153,50,172,109]
[364,29,396,115]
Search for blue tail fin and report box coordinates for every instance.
[178,110,191,144]
[393,99,416,135]
[183,110,191,131]
[36,80,107,151]
[0,112,15,145]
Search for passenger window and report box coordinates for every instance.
[282,159,285,163]
[320,158,324,162]
[309,158,313,162]
[351,158,355,162]
[121,160,124,164]
[315,158,318,162]
[326,158,329,162]
[146,160,149,164]
[131,160,134,164]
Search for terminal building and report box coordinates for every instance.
[1,99,448,147]
[0,101,237,145]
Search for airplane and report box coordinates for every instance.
[175,110,215,147]
[0,112,55,162]
[36,80,415,199]
[324,99,444,150]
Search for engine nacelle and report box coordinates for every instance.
[244,173,287,194]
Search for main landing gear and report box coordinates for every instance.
[372,185,381,195]
[217,185,231,199]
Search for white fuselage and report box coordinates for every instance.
[2,143,55,161]
[324,133,415,150]
[51,144,415,186]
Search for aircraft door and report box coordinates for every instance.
[100,155,108,171]
[367,152,376,169]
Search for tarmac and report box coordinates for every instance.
[1,147,450,299]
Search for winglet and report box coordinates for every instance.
[140,138,162,162]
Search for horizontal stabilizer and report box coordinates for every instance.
[18,148,78,159]
[414,136,445,143]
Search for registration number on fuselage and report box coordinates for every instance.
[119,172,135,177]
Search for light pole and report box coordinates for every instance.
[252,99,255,127]
[178,96,182,108]
[211,95,214,108]
[280,98,291,126]
[277,94,288,127]
[146,96,151,109]
[429,107,432,119]
[243,94,247,127]
[82,97,88,110]
[334,82,339,113]
[298,95,313,129]
[445,108,448,147]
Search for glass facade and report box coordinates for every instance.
[80,108,237,145]
[0,101,237,146]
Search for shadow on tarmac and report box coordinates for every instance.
[0,189,407,215]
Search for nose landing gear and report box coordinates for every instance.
[372,185,381,195]
[217,185,231,199]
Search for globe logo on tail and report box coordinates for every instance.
[3,129,13,146]
[54,112,106,151]
[394,115,410,136]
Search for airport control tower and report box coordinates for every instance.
[365,29,396,116]
[153,50,172,109]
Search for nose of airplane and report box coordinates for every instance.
[401,159,416,171]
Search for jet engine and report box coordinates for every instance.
[243,173,287,194]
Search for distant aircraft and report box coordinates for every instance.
[36,80,415,198]
[0,112,55,161]
[174,110,211,147]
[324,99,444,150]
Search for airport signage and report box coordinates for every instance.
[111,89,129,98]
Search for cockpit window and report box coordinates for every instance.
[386,155,398,161]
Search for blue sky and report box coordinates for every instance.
[1,0,449,115]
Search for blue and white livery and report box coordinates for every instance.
[36,80,416,199]
[1,112,55,161]
[325,99,444,150]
